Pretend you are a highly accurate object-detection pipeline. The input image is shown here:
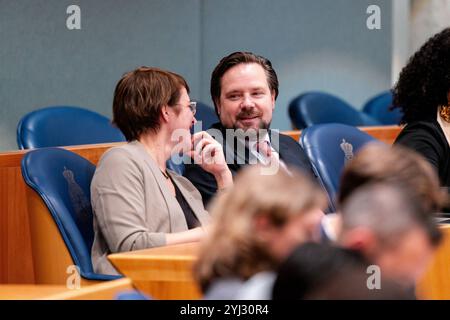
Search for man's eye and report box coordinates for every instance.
[228,94,239,100]
[253,92,264,97]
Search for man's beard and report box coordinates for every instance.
[233,119,270,131]
[232,120,271,144]
[233,108,271,132]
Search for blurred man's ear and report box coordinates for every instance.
[253,215,277,242]
[340,226,377,256]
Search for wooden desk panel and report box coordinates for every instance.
[0,284,69,300]
[42,277,134,300]
[359,125,402,145]
[0,278,133,300]
[108,242,200,300]
[416,225,450,299]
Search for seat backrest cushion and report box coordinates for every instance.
[289,92,380,129]
[191,102,219,133]
[301,123,378,211]
[22,147,96,274]
[363,91,402,125]
[17,106,125,149]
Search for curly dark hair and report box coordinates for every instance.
[393,27,450,124]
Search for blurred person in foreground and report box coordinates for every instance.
[273,179,442,299]
[338,181,442,291]
[272,241,416,300]
[321,143,447,243]
[193,165,327,299]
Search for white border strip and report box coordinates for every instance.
[391,0,411,86]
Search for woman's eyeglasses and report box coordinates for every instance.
[188,101,197,115]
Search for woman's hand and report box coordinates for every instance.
[187,131,233,190]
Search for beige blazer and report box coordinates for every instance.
[91,141,210,275]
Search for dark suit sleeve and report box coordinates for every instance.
[183,163,218,208]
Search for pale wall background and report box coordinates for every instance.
[0,0,392,150]
[410,0,450,53]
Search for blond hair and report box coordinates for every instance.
[193,166,327,292]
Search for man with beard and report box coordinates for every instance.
[184,52,314,206]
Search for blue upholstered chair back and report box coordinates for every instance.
[191,101,219,133]
[300,123,379,211]
[362,91,403,125]
[115,290,152,300]
[17,106,125,149]
[166,156,186,175]
[21,147,120,281]
[288,92,381,129]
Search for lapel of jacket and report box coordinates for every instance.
[132,141,187,232]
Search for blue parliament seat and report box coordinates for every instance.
[362,91,403,125]
[17,105,126,149]
[191,101,219,133]
[288,91,380,129]
[115,290,152,300]
[300,123,380,211]
[21,147,121,283]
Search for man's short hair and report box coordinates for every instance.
[210,52,279,115]
[340,182,442,247]
[338,143,447,213]
[112,66,189,141]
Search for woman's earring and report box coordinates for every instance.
[439,105,450,123]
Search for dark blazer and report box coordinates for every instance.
[183,122,315,206]
[394,120,450,189]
